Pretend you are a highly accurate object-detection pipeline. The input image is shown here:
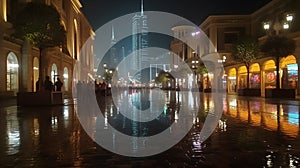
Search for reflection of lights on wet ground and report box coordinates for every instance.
[286,106,299,125]
[229,99,237,108]
[63,106,70,128]
[117,106,120,115]
[51,116,58,131]
[188,91,194,108]
[175,111,179,123]
[251,101,261,112]
[266,149,300,167]
[163,104,167,115]
[178,92,182,102]
[265,152,299,167]
[6,109,20,155]
[8,130,20,155]
[34,118,39,136]
[104,111,108,129]
[63,106,69,120]
[193,141,201,150]
[190,132,203,156]
[289,154,299,167]
[266,154,273,167]
[204,99,214,111]
[110,105,113,117]
[223,97,227,112]
[288,112,299,125]
[218,119,227,132]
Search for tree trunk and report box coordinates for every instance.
[246,65,250,89]
[276,57,280,89]
[38,48,43,91]
[206,73,209,89]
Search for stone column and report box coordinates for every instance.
[297,56,300,95]
[21,40,32,92]
[0,22,5,94]
[0,0,6,94]
[260,62,265,97]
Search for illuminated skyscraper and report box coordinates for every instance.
[131,0,148,82]
[109,25,117,68]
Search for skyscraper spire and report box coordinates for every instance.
[111,25,116,44]
[141,0,144,16]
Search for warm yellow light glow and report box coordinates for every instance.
[250,63,260,72]
[281,55,296,68]
[238,66,247,74]
[3,0,7,22]
[228,68,236,76]
[264,60,276,70]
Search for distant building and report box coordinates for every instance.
[0,0,94,96]
[202,0,300,96]
[109,25,117,69]
[171,0,300,96]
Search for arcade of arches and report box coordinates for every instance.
[4,52,70,94]
[226,55,298,96]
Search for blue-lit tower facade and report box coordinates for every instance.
[131,0,148,82]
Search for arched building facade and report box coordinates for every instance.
[199,0,300,96]
[0,0,94,96]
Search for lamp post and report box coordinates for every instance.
[263,13,293,35]
[262,13,295,92]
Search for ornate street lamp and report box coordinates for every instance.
[263,13,294,35]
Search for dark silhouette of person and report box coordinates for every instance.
[44,76,53,92]
[55,77,63,91]
[35,78,40,92]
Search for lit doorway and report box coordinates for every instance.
[280,55,297,89]
[51,64,58,83]
[33,57,39,91]
[63,67,69,91]
[228,68,237,93]
[6,52,19,94]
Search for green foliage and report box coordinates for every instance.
[260,35,296,58]
[232,36,259,67]
[13,2,66,49]
[155,71,170,83]
[103,70,114,83]
[197,64,208,75]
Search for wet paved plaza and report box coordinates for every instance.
[1,90,300,167]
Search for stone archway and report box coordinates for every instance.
[33,57,39,91]
[238,66,247,89]
[280,55,297,89]
[249,63,261,89]
[6,52,19,94]
[228,68,237,93]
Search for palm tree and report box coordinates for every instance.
[13,2,66,88]
[260,35,296,89]
[197,64,209,90]
[232,36,259,89]
[155,71,174,89]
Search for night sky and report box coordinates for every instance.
[81,0,272,30]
